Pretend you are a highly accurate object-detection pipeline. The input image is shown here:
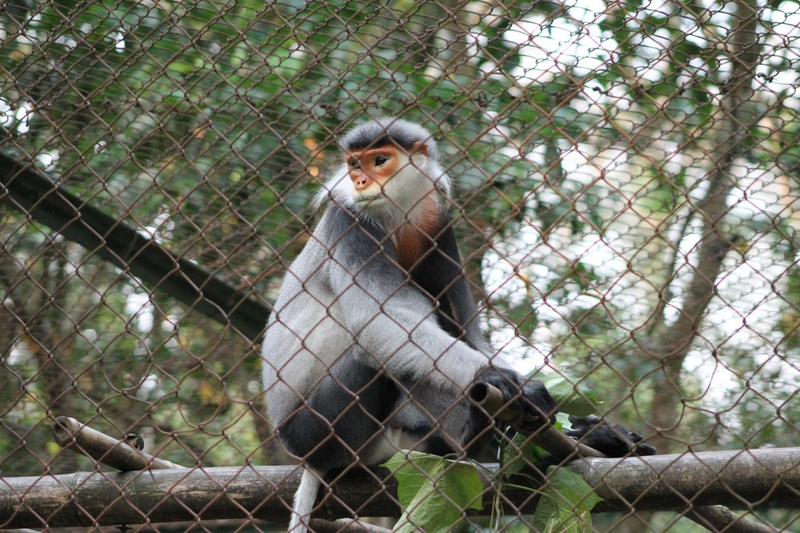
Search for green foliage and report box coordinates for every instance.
[383,452,483,533]
[500,416,604,532]
[540,374,600,417]
[531,467,603,533]
[385,448,604,533]
[501,415,565,475]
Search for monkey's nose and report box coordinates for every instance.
[353,175,371,190]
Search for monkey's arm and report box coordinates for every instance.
[325,208,490,392]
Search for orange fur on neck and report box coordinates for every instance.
[394,195,440,271]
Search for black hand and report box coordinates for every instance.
[474,368,557,430]
[476,366,523,404]
[519,380,558,429]
[565,415,657,457]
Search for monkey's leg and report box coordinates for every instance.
[279,350,399,470]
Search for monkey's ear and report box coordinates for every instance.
[411,141,429,157]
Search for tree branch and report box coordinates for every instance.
[656,0,761,357]
[645,0,762,449]
[0,152,270,341]
[51,417,185,471]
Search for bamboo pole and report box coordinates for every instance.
[51,417,185,471]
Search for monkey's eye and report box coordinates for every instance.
[375,155,388,166]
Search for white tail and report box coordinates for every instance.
[289,467,322,533]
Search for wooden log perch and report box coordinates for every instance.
[1,449,799,530]
[309,519,392,533]
[51,416,185,471]
[51,418,391,532]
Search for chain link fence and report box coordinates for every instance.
[1,0,799,531]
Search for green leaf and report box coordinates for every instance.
[502,418,563,474]
[540,374,599,416]
[532,467,603,533]
[383,451,483,533]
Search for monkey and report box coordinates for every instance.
[261,118,655,533]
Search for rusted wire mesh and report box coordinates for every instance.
[1,1,799,532]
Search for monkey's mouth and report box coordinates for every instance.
[354,195,386,207]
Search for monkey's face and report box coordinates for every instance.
[344,143,438,220]
[346,146,401,204]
